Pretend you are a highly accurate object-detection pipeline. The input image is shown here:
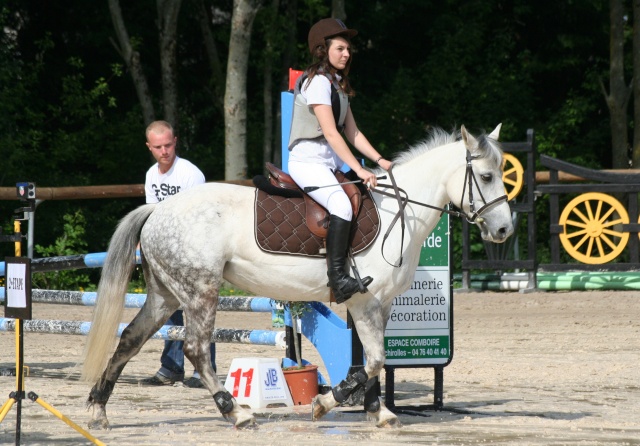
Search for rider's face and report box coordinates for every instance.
[328,36,350,71]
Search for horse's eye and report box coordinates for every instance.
[481,174,492,182]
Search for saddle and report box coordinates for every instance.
[254,163,380,257]
[266,162,361,237]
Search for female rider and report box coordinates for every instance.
[288,18,393,303]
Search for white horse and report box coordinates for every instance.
[81,124,513,430]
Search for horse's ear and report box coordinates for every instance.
[460,124,477,149]
[488,123,502,140]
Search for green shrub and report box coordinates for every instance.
[32,210,91,290]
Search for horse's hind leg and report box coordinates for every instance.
[87,291,177,430]
[182,290,256,429]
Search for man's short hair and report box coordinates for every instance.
[146,120,174,140]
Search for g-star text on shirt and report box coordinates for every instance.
[152,183,182,201]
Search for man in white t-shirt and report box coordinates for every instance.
[144,123,205,203]
[141,120,215,388]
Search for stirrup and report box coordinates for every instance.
[348,249,370,293]
[332,275,373,304]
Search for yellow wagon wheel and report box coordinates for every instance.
[559,192,629,264]
[501,153,524,201]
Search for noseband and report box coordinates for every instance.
[372,149,508,267]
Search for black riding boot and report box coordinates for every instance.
[326,215,373,304]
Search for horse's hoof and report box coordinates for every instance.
[377,417,402,428]
[88,418,111,430]
[311,399,318,421]
[366,409,402,428]
[235,421,258,430]
[311,396,328,421]
[373,414,402,428]
[235,415,257,430]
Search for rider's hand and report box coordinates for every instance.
[356,168,378,189]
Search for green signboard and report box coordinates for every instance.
[418,215,449,267]
[384,214,452,366]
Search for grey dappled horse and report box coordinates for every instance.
[81,125,513,429]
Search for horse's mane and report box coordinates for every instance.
[391,127,502,167]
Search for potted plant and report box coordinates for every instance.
[274,300,319,405]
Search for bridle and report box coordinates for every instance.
[456,150,509,223]
[371,149,508,267]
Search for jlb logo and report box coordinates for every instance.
[264,368,279,387]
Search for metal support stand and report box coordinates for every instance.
[0,385,105,445]
[1,194,105,445]
[383,365,473,416]
[383,366,442,416]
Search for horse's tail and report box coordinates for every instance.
[80,204,155,383]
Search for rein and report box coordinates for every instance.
[371,150,508,267]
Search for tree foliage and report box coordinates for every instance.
[0,0,633,266]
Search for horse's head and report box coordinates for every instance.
[447,124,514,243]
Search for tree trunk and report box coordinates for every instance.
[262,0,279,173]
[332,0,346,20]
[291,314,303,367]
[194,0,225,113]
[224,0,261,180]
[157,0,182,128]
[262,50,274,173]
[108,0,156,125]
[633,0,640,167]
[273,0,297,170]
[603,0,632,169]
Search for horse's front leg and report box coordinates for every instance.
[312,297,401,427]
[312,370,400,428]
[363,377,401,428]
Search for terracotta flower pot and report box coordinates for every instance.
[283,365,319,405]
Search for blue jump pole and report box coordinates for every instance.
[0,251,139,276]
[0,289,276,312]
[0,318,285,346]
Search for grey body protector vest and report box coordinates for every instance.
[288,71,349,150]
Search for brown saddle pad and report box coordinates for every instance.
[254,188,380,257]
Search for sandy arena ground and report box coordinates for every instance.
[1,290,639,445]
